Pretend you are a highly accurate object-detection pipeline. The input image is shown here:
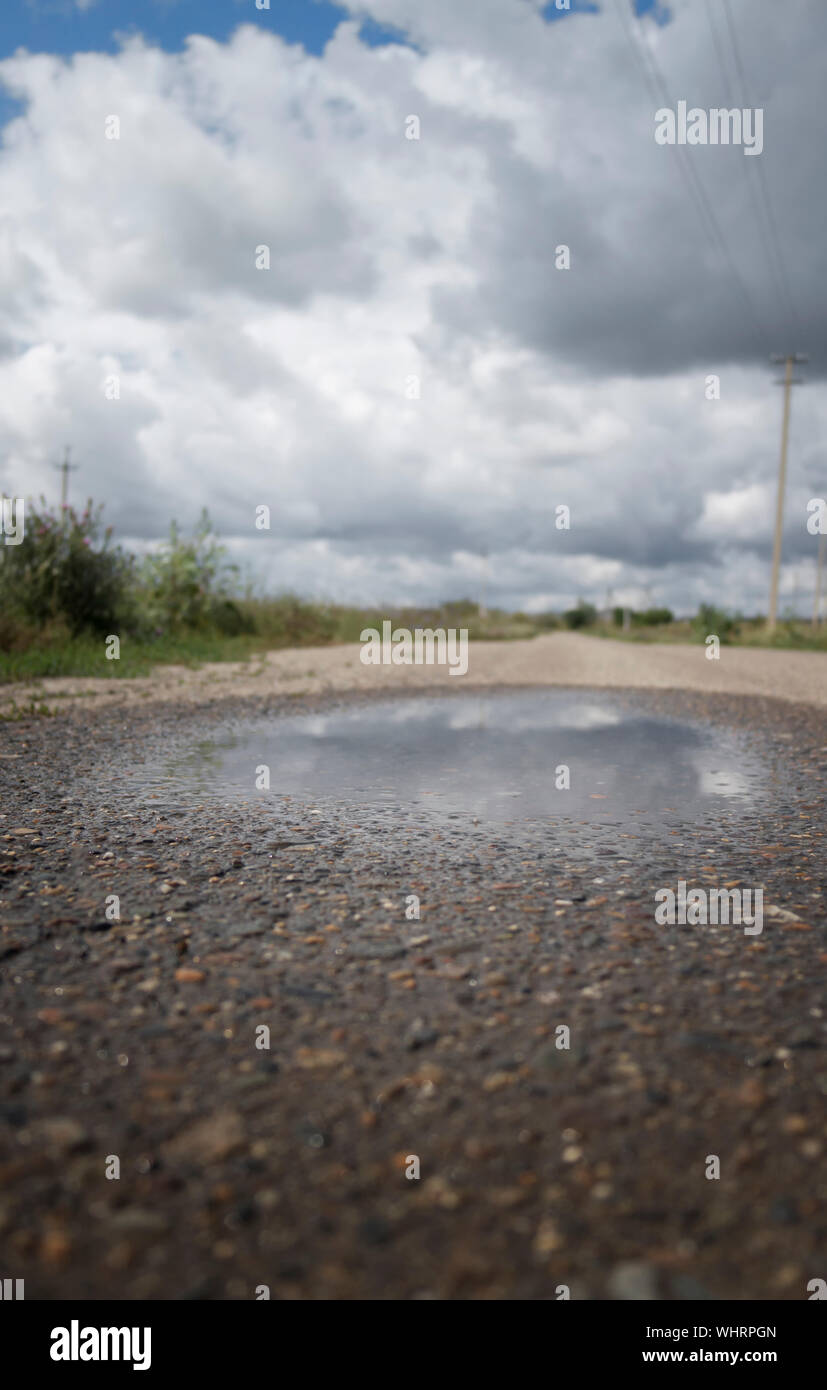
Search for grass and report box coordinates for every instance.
[0,597,543,685]
[0,698,56,720]
[586,616,827,652]
[0,632,268,683]
[2,599,826,688]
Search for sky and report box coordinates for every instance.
[1,0,825,615]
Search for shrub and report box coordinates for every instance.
[692,603,739,642]
[563,601,597,629]
[0,497,134,639]
[233,594,342,646]
[440,598,479,623]
[633,606,674,626]
[136,509,246,635]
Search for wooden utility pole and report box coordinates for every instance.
[53,445,79,513]
[767,355,807,633]
[479,546,489,620]
[814,528,826,629]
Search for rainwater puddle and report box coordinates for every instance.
[124,692,766,832]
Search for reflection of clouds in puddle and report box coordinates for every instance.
[277,706,439,740]
[694,757,757,800]
[296,717,330,739]
[283,698,623,737]
[136,693,765,824]
[448,702,622,732]
[384,703,441,726]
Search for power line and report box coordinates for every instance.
[712,3,806,630]
[703,0,738,96]
[614,0,769,356]
[720,0,801,348]
[702,0,789,337]
[633,4,770,353]
[613,0,723,254]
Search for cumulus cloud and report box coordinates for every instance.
[693,484,772,542]
[0,0,825,614]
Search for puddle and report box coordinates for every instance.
[123,691,767,830]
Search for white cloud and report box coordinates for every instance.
[693,484,773,542]
[0,2,825,616]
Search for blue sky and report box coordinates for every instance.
[1,0,412,62]
[0,0,668,126]
[0,0,402,127]
[7,0,819,620]
[0,0,668,65]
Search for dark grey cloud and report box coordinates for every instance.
[0,0,825,618]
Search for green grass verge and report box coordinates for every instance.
[586,618,827,652]
[3,603,826,687]
[0,633,271,683]
[0,599,543,684]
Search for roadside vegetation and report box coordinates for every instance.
[580,601,827,652]
[1,499,825,685]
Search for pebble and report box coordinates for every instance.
[162,1109,245,1164]
[3,684,825,1301]
[608,1261,659,1301]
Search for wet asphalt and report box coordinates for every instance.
[1,684,825,1300]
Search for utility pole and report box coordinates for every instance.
[53,445,80,514]
[814,528,826,630]
[768,355,807,633]
[479,546,489,621]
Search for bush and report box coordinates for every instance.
[439,598,479,623]
[563,601,597,629]
[136,509,245,636]
[0,497,135,639]
[632,606,674,626]
[692,603,739,642]
[209,598,256,637]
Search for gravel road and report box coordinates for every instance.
[1,643,826,1300]
[4,630,827,714]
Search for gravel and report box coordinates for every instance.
[0,680,825,1300]
[4,629,827,714]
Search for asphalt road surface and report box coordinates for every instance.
[1,644,826,1300]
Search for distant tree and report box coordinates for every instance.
[563,600,597,630]
[633,607,674,626]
